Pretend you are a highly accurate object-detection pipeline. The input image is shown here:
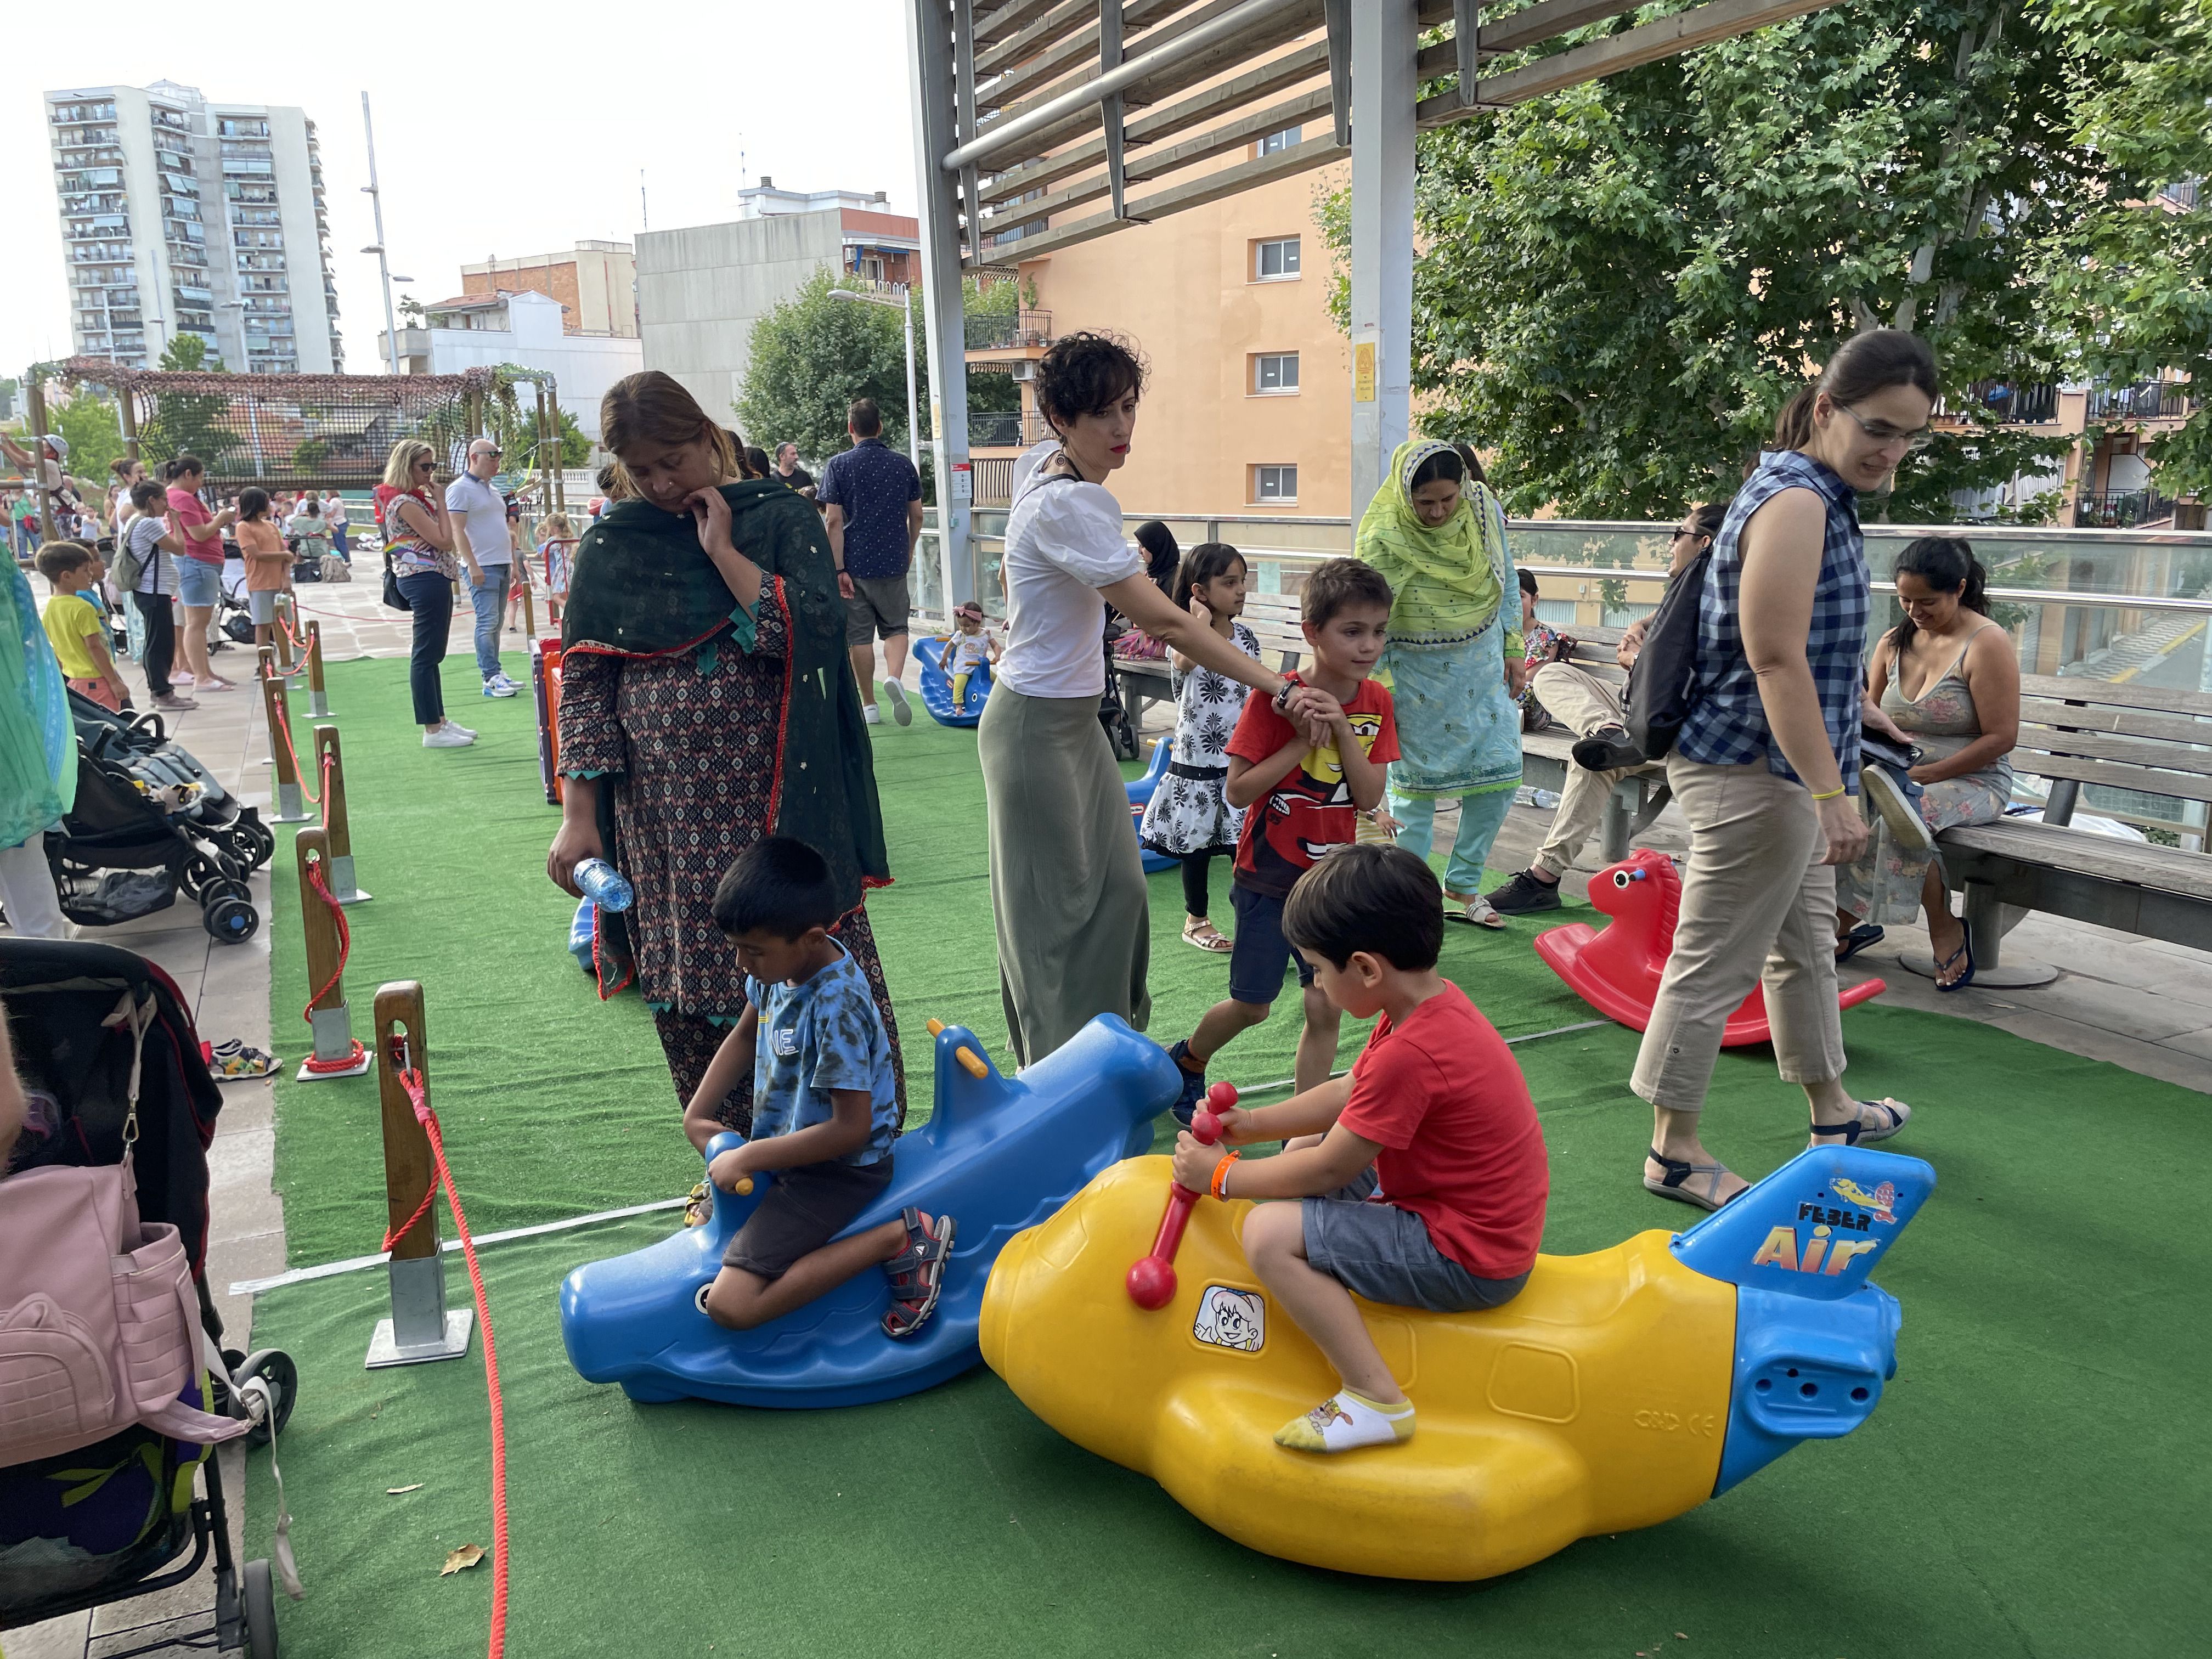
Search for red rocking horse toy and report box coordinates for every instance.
[1534,849,1884,1047]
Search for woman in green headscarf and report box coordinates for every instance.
[1355,439,1525,928]
[0,553,76,936]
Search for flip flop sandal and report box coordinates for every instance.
[1810,1098,1913,1144]
[1444,893,1508,930]
[1181,921,1234,953]
[1643,1147,1745,1212]
[1933,939,1976,993]
[682,1181,713,1228]
[883,1208,957,1339]
[1835,923,1886,964]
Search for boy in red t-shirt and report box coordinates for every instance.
[1172,844,1550,1454]
[1165,559,1400,1119]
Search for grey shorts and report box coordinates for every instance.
[723,1154,894,1279]
[1301,1169,1530,1313]
[246,589,278,624]
[844,572,911,646]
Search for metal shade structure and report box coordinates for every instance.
[906,0,1846,600]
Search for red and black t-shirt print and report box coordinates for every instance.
[1226,679,1398,898]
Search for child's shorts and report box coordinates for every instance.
[246,589,278,625]
[68,676,122,713]
[1302,1169,1530,1314]
[723,1154,894,1279]
[1228,884,1317,1006]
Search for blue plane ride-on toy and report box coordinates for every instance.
[1126,736,1176,873]
[557,1014,1181,1408]
[916,635,992,728]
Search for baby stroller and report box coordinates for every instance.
[42,697,270,943]
[0,938,297,1656]
[70,691,276,878]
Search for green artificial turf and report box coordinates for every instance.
[244,1007,2209,1658]
[268,656,1594,1267]
[250,657,2209,1656]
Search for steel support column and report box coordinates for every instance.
[1348,0,1418,521]
[908,0,979,605]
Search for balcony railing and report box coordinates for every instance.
[2158,179,2199,210]
[964,309,1053,351]
[968,411,1050,449]
[1936,379,2061,425]
[2087,379,2194,422]
[2074,488,2176,528]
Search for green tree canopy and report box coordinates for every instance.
[2036,0,2212,496]
[1329,0,2120,522]
[51,390,128,489]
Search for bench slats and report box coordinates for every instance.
[2019,673,2212,720]
[1941,820,2212,902]
[2009,749,2212,807]
[2015,723,2212,778]
[2019,696,2212,747]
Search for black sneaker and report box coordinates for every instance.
[1571,724,1646,772]
[1487,869,1564,916]
[1167,1039,1207,1127]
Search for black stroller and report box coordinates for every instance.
[42,693,274,944]
[0,939,296,1656]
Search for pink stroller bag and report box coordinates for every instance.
[0,1153,250,1466]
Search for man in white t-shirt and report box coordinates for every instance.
[323,492,349,559]
[445,438,520,697]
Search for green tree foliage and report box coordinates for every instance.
[137,333,243,476]
[51,390,128,488]
[2036,0,2212,496]
[484,390,591,473]
[1328,1,2109,522]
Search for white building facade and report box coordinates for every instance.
[379,290,642,442]
[46,80,343,374]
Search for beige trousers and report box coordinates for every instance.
[1527,661,1663,878]
[1630,758,1847,1112]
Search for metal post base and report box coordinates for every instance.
[273,781,312,824]
[365,1308,473,1368]
[308,693,332,718]
[1896,951,2060,989]
[297,1005,371,1079]
[329,853,370,905]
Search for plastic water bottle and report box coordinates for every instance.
[572,857,634,912]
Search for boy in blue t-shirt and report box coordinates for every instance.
[681,837,955,1339]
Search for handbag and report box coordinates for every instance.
[381,551,412,613]
[1624,545,1712,762]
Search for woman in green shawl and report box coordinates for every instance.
[0,554,76,936]
[546,371,903,1131]
[1355,440,1525,928]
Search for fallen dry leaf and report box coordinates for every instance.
[440,1544,486,1576]
[387,1484,424,1496]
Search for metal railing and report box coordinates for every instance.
[963,309,1052,352]
[2086,378,2194,422]
[2074,488,2176,529]
[1936,379,2061,425]
[968,412,1049,452]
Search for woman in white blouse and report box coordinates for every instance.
[981,332,1319,1066]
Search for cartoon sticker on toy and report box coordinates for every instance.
[1192,1286,1266,1352]
[1829,1176,1897,1225]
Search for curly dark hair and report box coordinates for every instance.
[1035,330,1147,433]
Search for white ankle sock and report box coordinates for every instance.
[1274,1388,1415,1453]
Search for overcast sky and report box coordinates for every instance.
[0,0,920,376]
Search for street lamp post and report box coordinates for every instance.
[828,286,921,472]
[360,93,405,377]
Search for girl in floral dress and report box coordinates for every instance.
[1139,544,1261,952]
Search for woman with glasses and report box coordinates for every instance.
[1632,329,1936,1211]
[375,439,474,748]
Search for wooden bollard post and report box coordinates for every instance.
[306,618,331,718]
[517,572,537,642]
[366,980,473,1369]
[273,596,296,673]
[261,661,312,822]
[313,725,369,903]
[293,827,371,1080]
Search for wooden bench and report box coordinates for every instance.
[1934,674,2212,982]
[1111,591,1309,759]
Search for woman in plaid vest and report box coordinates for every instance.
[1633,329,1939,1211]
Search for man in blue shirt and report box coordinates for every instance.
[818,399,923,726]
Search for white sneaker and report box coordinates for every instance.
[883,679,912,727]
[424,725,474,748]
[864,704,882,725]
[482,674,519,698]
[443,718,478,738]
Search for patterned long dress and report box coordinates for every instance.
[556,586,903,1132]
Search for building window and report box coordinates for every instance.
[1252,465,1299,504]
[1253,236,1301,281]
[1252,352,1300,394]
[1256,126,1302,156]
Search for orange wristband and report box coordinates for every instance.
[1210,1152,1242,1199]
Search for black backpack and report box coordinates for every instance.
[1624,544,1712,762]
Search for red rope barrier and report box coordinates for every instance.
[388,1042,511,1659]
[299,856,364,1074]
[270,690,320,805]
